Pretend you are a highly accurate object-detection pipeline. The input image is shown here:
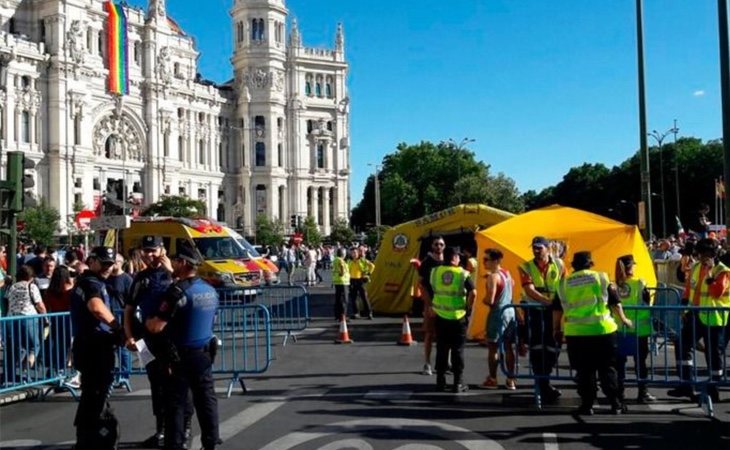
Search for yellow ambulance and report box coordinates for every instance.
[121,217,263,294]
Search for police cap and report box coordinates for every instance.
[172,242,201,266]
[141,235,164,250]
[571,251,594,270]
[90,246,116,264]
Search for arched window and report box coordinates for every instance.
[254,115,265,137]
[178,136,184,161]
[251,19,259,41]
[305,80,312,96]
[325,83,333,98]
[255,142,266,167]
[104,135,118,158]
[134,42,141,65]
[277,143,283,167]
[255,184,266,214]
[20,111,30,143]
[315,82,322,97]
[306,120,313,134]
[97,31,103,56]
[257,19,265,41]
[198,139,205,164]
[237,21,244,43]
[316,143,325,169]
[326,121,333,132]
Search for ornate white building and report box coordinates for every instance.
[0,0,350,235]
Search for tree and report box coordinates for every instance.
[21,201,60,246]
[351,141,523,228]
[254,214,284,246]
[329,217,355,245]
[142,195,206,218]
[300,216,322,247]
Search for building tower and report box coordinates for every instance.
[230,0,289,231]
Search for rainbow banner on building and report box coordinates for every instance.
[104,1,129,95]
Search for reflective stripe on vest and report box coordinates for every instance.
[430,266,468,320]
[615,278,652,337]
[691,262,730,327]
[332,257,350,285]
[558,270,618,336]
[520,258,562,304]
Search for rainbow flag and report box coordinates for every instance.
[104,1,129,95]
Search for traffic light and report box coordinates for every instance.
[290,214,297,228]
[6,151,36,211]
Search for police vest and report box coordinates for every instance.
[690,262,730,327]
[70,274,115,339]
[430,266,469,320]
[332,257,350,285]
[520,258,563,304]
[167,277,219,349]
[558,269,617,336]
[615,278,652,337]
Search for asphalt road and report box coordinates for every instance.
[1,273,729,450]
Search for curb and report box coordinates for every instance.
[0,388,40,406]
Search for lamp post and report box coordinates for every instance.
[368,163,381,243]
[446,137,475,205]
[648,128,673,238]
[670,120,681,221]
[635,0,653,240]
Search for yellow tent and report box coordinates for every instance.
[468,205,657,340]
[368,204,514,314]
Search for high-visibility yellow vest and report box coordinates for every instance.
[520,258,563,304]
[348,258,374,279]
[430,265,469,320]
[558,269,618,336]
[690,262,730,327]
[332,257,350,285]
[615,278,652,337]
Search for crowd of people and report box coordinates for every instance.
[411,233,729,415]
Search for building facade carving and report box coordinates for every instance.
[0,0,350,236]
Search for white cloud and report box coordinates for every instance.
[693,90,706,97]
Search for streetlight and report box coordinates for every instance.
[367,163,381,243]
[648,128,674,237]
[671,120,680,219]
[446,137,476,205]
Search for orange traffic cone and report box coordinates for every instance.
[335,315,353,344]
[398,315,417,346]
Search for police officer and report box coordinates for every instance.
[146,242,220,450]
[124,236,192,448]
[428,246,476,393]
[332,247,350,321]
[518,236,564,403]
[553,251,633,415]
[70,246,125,449]
[669,238,730,402]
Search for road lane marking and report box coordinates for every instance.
[189,400,285,449]
[258,418,504,450]
[364,390,413,400]
[543,432,559,450]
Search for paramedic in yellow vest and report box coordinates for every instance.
[553,251,633,415]
[332,248,350,321]
[428,246,476,393]
[518,236,565,403]
[348,247,375,320]
[668,238,730,403]
[613,254,656,404]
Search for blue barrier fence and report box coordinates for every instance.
[1,304,273,400]
[217,285,309,345]
[497,290,730,417]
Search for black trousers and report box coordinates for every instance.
[434,316,467,380]
[165,350,219,450]
[72,338,116,447]
[147,359,194,421]
[527,306,558,387]
[349,279,372,317]
[334,285,348,320]
[566,333,621,407]
[675,311,726,383]
[616,335,650,394]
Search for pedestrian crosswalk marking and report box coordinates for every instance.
[364,390,413,400]
[189,400,286,450]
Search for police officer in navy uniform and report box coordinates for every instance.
[70,246,125,449]
[125,235,193,448]
[146,242,221,450]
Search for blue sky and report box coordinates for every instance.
[127,0,722,205]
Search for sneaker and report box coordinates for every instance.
[452,383,469,393]
[667,386,697,401]
[422,364,433,376]
[479,377,498,389]
[505,378,517,391]
[637,390,657,403]
[65,374,81,389]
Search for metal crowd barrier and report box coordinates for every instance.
[217,284,309,346]
[2,304,273,400]
[497,297,730,417]
[0,312,78,397]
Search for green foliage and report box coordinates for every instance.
[365,225,390,249]
[351,141,524,228]
[72,200,86,213]
[329,217,355,245]
[254,214,285,247]
[20,200,60,246]
[301,216,322,247]
[142,195,206,218]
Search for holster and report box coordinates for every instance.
[208,336,219,364]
